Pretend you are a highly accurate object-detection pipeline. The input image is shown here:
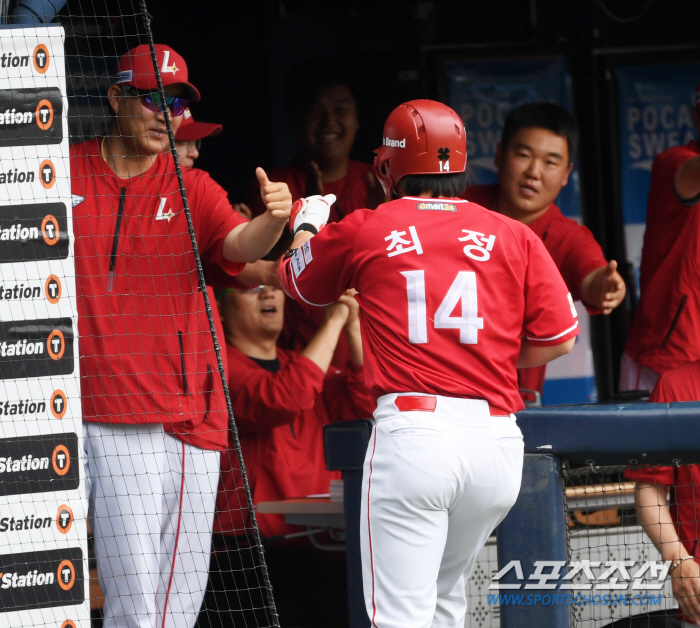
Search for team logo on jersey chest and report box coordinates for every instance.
[155,197,175,222]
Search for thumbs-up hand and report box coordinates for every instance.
[257,167,292,220]
[289,194,336,236]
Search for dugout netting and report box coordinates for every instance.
[464,457,700,628]
[0,2,280,628]
[562,462,683,628]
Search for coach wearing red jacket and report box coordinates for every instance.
[73,44,291,628]
[202,284,374,628]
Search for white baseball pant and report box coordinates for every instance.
[83,422,220,628]
[619,352,660,392]
[360,393,524,628]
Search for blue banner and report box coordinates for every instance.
[616,62,700,294]
[617,63,700,224]
[446,57,580,218]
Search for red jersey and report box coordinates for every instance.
[246,158,375,367]
[215,345,375,538]
[462,184,606,399]
[279,197,579,413]
[624,360,700,623]
[71,138,246,450]
[625,141,700,373]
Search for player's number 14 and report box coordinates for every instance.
[401,270,483,344]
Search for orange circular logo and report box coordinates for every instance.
[47,329,65,360]
[50,389,67,419]
[41,214,59,245]
[56,505,73,534]
[33,44,50,73]
[45,275,62,304]
[52,444,70,476]
[39,160,55,189]
[35,99,54,130]
[61,621,77,628]
[56,560,75,590]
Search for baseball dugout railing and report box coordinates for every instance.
[326,404,700,628]
[494,402,700,628]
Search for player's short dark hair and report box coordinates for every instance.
[398,171,470,198]
[284,57,359,127]
[501,102,578,163]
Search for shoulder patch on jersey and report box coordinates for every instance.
[71,195,85,208]
[416,201,457,212]
[292,248,306,278]
[302,240,313,264]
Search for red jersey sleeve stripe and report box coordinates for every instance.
[291,270,335,307]
[526,321,579,343]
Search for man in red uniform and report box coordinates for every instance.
[621,81,700,392]
[73,44,291,628]
[246,59,385,366]
[462,102,626,403]
[627,360,700,625]
[278,100,578,628]
[200,284,373,628]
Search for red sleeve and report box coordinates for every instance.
[279,210,369,306]
[321,364,376,422]
[624,466,675,485]
[656,143,700,205]
[522,233,580,346]
[185,168,247,285]
[545,220,607,310]
[227,345,326,433]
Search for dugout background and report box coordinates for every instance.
[61,0,700,402]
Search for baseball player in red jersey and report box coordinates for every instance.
[626,360,700,624]
[621,81,700,392]
[72,45,291,628]
[463,102,626,403]
[277,100,578,628]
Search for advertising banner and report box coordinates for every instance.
[616,62,700,296]
[0,26,89,628]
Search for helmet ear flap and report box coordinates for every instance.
[374,155,393,201]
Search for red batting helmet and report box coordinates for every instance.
[374,99,467,198]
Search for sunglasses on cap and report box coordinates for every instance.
[123,85,188,118]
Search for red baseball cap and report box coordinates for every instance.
[114,44,200,102]
[175,108,223,142]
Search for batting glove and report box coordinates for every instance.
[289,194,336,236]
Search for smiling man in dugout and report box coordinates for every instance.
[462,102,626,404]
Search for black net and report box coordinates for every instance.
[0,2,281,627]
[562,461,700,628]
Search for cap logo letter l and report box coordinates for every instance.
[161,50,179,75]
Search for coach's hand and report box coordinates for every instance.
[673,557,700,621]
[289,194,336,235]
[257,167,292,220]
